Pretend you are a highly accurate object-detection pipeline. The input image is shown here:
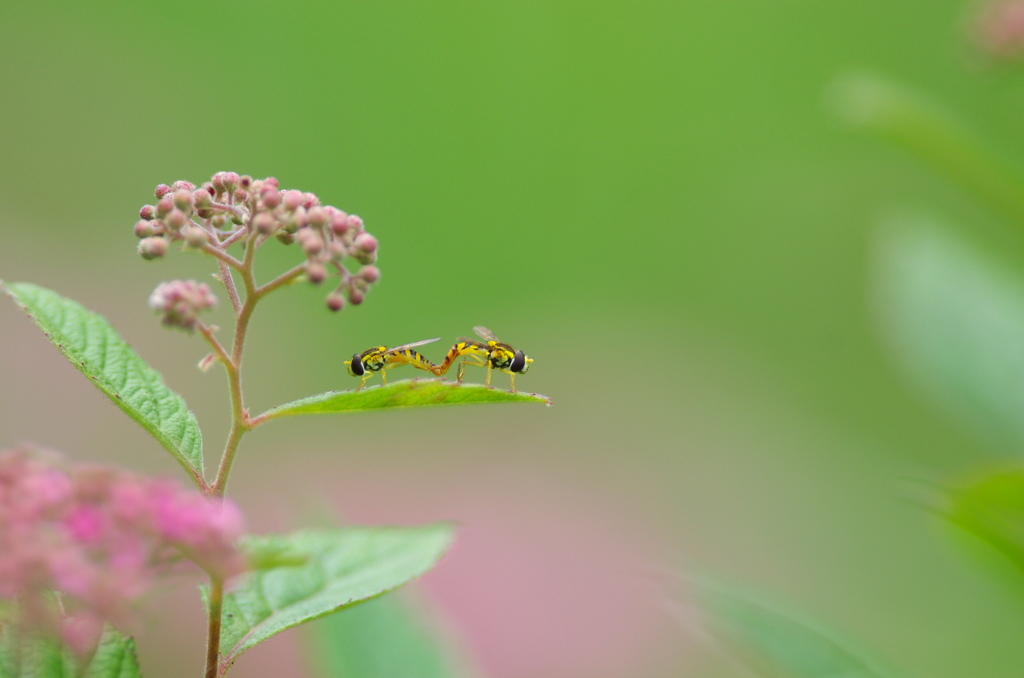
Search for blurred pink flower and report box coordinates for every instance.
[0,447,246,654]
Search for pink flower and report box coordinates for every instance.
[0,447,248,655]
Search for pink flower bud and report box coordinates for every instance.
[261,189,282,209]
[302,233,324,256]
[149,280,217,331]
[171,180,196,192]
[192,188,212,209]
[282,190,305,211]
[134,220,155,238]
[253,212,277,235]
[139,205,156,220]
[172,189,194,212]
[308,206,328,227]
[155,196,174,218]
[354,233,377,253]
[326,292,344,311]
[360,265,381,283]
[303,192,320,209]
[348,288,364,305]
[347,214,364,232]
[219,172,240,190]
[154,184,172,199]
[306,261,327,284]
[330,210,350,235]
[138,237,167,260]
[165,209,188,231]
[184,226,208,248]
[329,241,347,258]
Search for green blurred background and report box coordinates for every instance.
[3,1,1024,676]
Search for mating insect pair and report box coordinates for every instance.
[344,326,533,393]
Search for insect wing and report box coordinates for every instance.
[385,337,441,355]
[472,326,499,342]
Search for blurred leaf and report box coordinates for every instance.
[252,379,551,424]
[831,72,1024,225]
[701,585,896,678]
[2,281,204,486]
[943,468,1024,578]
[211,526,455,673]
[304,591,475,678]
[873,222,1024,453]
[0,625,140,678]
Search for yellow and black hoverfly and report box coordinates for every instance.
[431,326,532,392]
[344,338,440,389]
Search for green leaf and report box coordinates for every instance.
[251,379,551,424]
[872,221,1024,453]
[212,525,455,674]
[831,72,1024,225]
[0,625,141,678]
[2,282,204,485]
[701,585,896,678]
[942,468,1024,582]
[303,591,476,678]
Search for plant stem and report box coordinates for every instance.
[209,233,261,498]
[218,260,242,317]
[256,262,306,297]
[204,576,224,678]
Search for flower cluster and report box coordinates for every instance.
[975,1,1024,58]
[0,448,246,655]
[134,171,380,311]
[148,279,217,332]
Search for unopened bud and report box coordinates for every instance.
[166,209,188,231]
[308,206,328,227]
[154,184,172,199]
[261,189,282,209]
[193,189,212,209]
[253,212,277,235]
[348,288,364,305]
[219,172,240,190]
[185,226,208,248]
[171,180,196,192]
[282,190,305,211]
[138,237,168,260]
[303,192,320,209]
[139,205,156,220]
[329,241,347,258]
[360,265,380,283]
[155,196,174,218]
[149,279,217,332]
[347,214,364,232]
[330,210,349,235]
[353,233,377,253]
[302,233,324,256]
[326,293,344,311]
[233,188,248,204]
[306,261,327,284]
[134,220,155,238]
[275,231,295,245]
[198,353,218,372]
